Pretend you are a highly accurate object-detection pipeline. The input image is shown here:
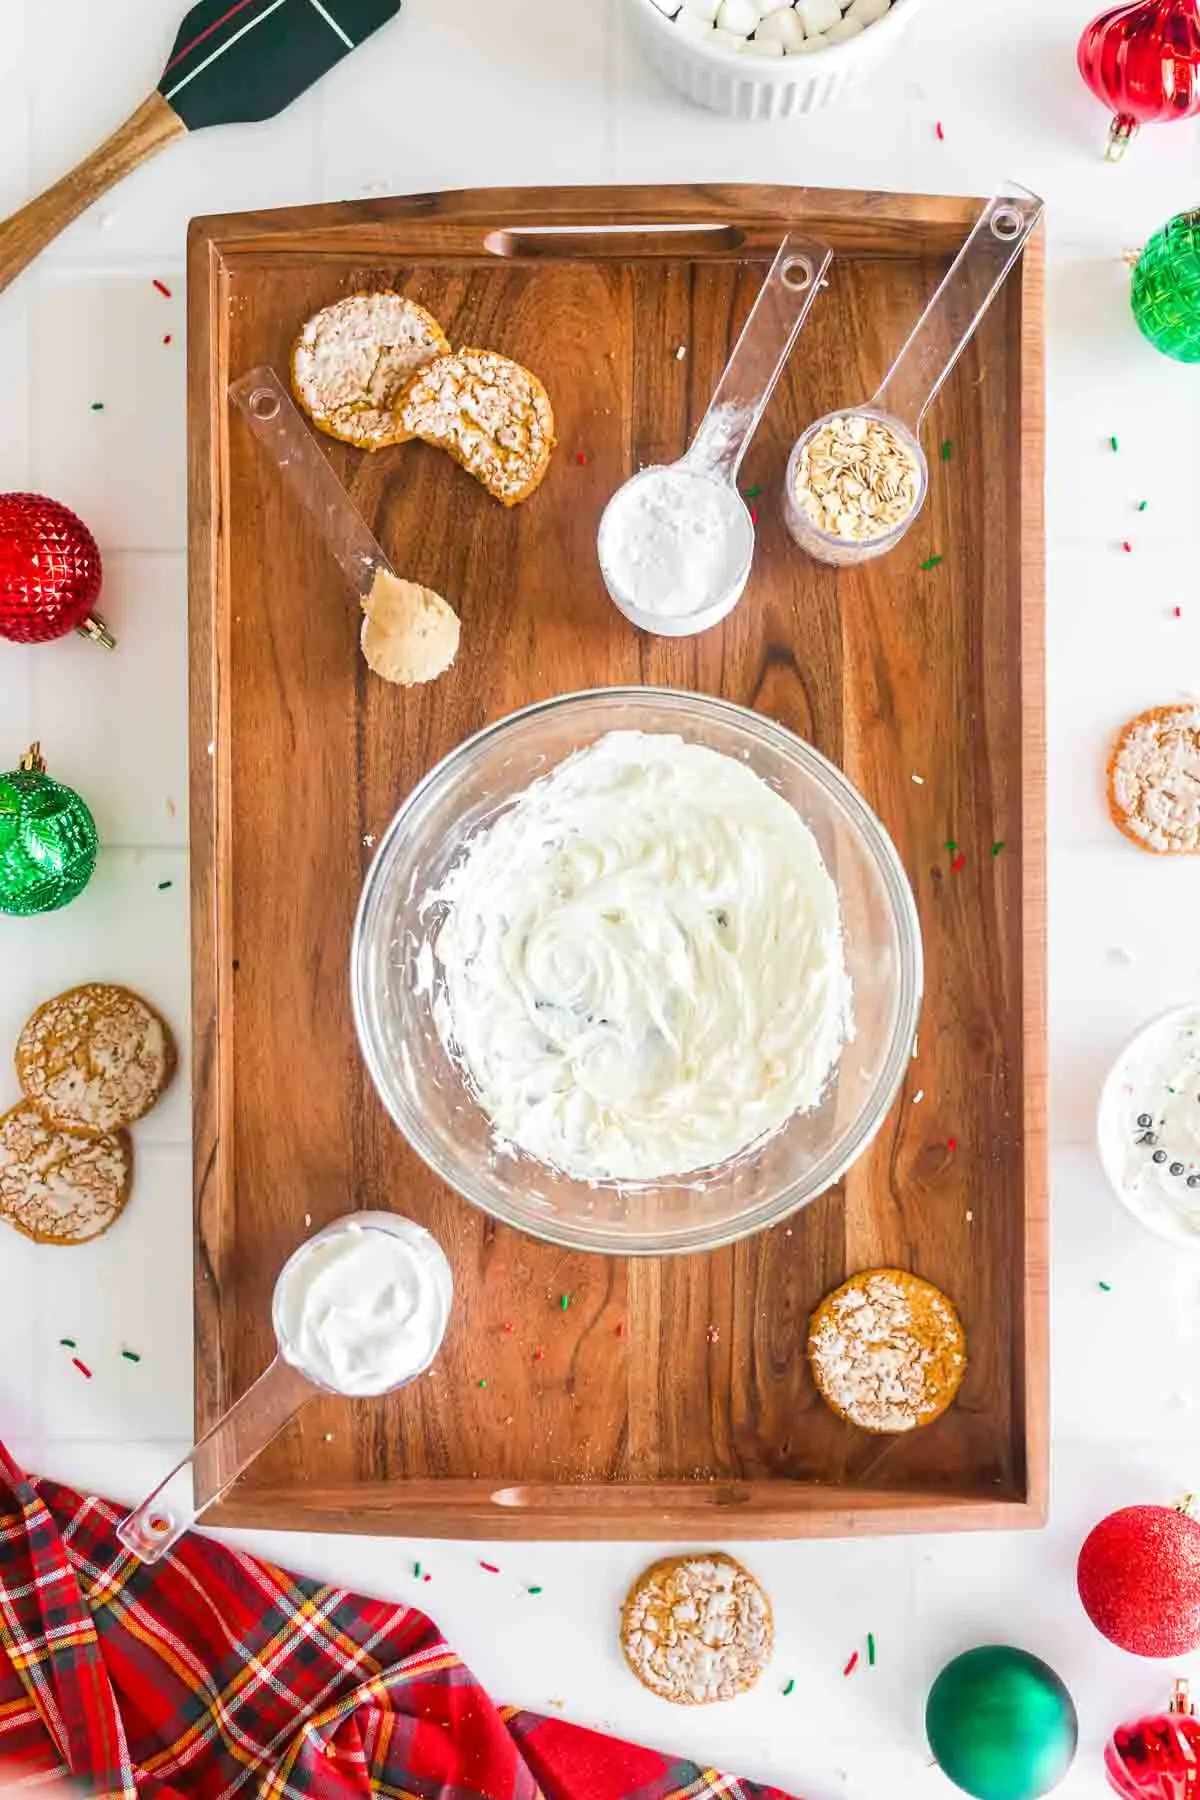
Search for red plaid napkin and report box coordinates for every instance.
[0,1444,800,1800]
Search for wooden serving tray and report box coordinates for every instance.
[188,185,1046,1538]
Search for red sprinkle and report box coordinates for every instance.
[615,1322,625,1338]
[750,507,760,526]
[502,1321,515,1334]
[163,333,173,345]
[1175,607,1183,618]
[843,1651,859,1676]
[950,852,967,874]
[71,1358,93,1380]
[152,279,172,298]
[423,1573,431,1582]
[533,1348,545,1362]
[480,1562,501,1574]
[935,121,945,141]
[1121,541,1133,553]
[576,452,588,465]
[947,1136,958,1154]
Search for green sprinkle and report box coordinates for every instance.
[1098,1280,1112,1292]
[59,1337,77,1349]
[560,1293,570,1311]
[527,1586,544,1595]
[867,1632,876,1666]
[1167,1086,1178,1095]
[782,1678,795,1697]
[940,440,953,462]
[477,1378,488,1388]
[90,402,104,412]
[413,1561,422,1578]
[120,1350,141,1363]
[991,841,1005,857]
[1138,499,1149,511]
[157,880,172,890]
[920,555,943,571]
[945,839,957,853]
[1110,435,1119,452]
[744,485,763,500]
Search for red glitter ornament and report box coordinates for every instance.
[1078,0,1200,161]
[0,493,114,648]
[1106,1679,1200,1797]
[1079,1502,1200,1657]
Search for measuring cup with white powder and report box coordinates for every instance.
[117,1213,452,1560]
[598,233,832,637]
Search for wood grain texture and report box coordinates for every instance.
[0,94,185,297]
[188,185,1047,1539]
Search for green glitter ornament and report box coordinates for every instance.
[1131,209,1200,362]
[926,1646,1078,1800]
[0,743,98,917]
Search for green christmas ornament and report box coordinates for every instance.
[1131,209,1200,362]
[0,743,98,917]
[926,1646,1078,1800]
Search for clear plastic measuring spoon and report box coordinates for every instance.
[782,184,1044,567]
[230,366,393,600]
[117,1213,452,1563]
[229,368,461,684]
[597,231,833,638]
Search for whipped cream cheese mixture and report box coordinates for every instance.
[275,1222,449,1395]
[1100,1008,1200,1237]
[429,730,852,1181]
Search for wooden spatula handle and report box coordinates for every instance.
[0,92,186,297]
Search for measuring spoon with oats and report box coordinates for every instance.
[784,185,1043,568]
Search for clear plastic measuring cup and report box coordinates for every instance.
[598,231,833,637]
[782,184,1044,567]
[117,1213,452,1562]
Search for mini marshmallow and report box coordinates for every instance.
[756,6,805,46]
[680,0,721,21]
[822,13,863,36]
[743,33,785,51]
[717,0,762,35]
[796,0,841,34]
[847,0,890,21]
[675,6,717,35]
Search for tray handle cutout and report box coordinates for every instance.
[485,223,745,260]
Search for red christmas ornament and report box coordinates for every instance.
[0,493,114,648]
[1078,0,1200,160]
[1106,1679,1200,1797]
[1079,1502,1200,1657]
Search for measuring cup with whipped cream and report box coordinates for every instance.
[783,184,1043,567]
[117,1213,452,1561]
[598,232,833,637]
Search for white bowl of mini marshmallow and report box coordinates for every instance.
[627,0,923,118]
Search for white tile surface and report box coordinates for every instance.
[30,272,186,550]
[4,0,1200,1793]
[28,552,189,846]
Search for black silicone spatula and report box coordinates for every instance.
[0,0,403,297]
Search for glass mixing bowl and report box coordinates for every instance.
[352,689,922,1256]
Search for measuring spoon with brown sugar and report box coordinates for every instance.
[230,366,461,686]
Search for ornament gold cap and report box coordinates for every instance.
[1171,1678,1193,1715]
[1105,113,1138,162]
[16,743,45,776]
[74,612,116,650]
